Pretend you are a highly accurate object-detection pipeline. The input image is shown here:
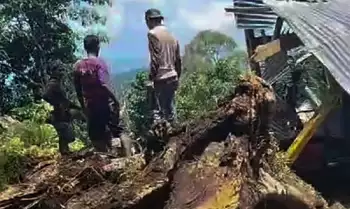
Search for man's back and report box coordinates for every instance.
[148,25,181,80]
[74,57,110,105]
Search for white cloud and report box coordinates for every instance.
[170,1,236,35]
[104,1,124,40]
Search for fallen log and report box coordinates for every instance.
[0,75,332,209]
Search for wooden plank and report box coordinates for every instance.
[252,39,281,62]
[244,29,255,58]
[243,29,261,75]
[251,34,303,62]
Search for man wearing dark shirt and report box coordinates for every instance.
[145,8,182,124]
[43,60,79,155]
[73,35,131,155]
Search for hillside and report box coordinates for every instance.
[113,68,146,94]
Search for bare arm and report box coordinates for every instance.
[175,41,182,78]
[148,32,159,81]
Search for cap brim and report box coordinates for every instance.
[148,15,164,19]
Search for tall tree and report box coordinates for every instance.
[67,0,112,58]
[0,0,110,113]
[124,70,150,136]
[182,30,238,72]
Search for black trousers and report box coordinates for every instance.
[52,122,75,154]
[87,100,124,152]
[49,110,75,154]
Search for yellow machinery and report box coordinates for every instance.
[286,74,341,165]
[286,103,333,164]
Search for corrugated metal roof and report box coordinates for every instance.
[263,0,350,95]
[225,0,277,29]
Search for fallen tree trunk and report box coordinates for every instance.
[161,76,326,209]
[0,75,330,209]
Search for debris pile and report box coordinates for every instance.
[0,75,330,209]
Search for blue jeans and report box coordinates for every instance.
[153,79,178,123]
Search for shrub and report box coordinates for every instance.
[0,101,86,190]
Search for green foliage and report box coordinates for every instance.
[68,0,111,58]
[0,0,77,111]
[0,101,86,190]
[10,100,53,123]
[69,139,86,152]
[0,0,108,190]
[183,30,238,70]
[113,68,146,97]
[124,71,151,135]
[0,134,58,190]
[176,57,244,120]
[0,0,110,113]
[8,123,57,147]
[0,121,58,190]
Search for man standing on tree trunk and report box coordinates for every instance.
[73,35,131,155]
[145,8,182,126]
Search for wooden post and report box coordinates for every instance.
[244,29,261,76]
[273,17,283,40]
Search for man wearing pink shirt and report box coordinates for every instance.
[73,35,131,155]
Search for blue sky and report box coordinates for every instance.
[85,0,245,73]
